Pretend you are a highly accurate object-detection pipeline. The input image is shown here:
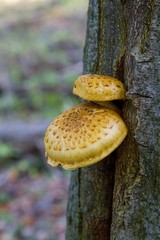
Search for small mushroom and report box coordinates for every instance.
[73,74,126,102]
[44,102,127,170]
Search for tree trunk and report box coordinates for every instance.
[66,0,160,239]
[111,0,160,239]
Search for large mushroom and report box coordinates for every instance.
[44,74,127,170]
[44,102,127,170]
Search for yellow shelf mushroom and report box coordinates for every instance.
[44,74,128,170]
[73,74,126,102]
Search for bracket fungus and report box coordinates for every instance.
[73,74,126,102]
[44,102,127,170]
[44,74,128,169]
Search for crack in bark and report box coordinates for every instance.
[77,169,82,238]
[137,142,148,148]
[96,0,102,73]
[127,92,153,99]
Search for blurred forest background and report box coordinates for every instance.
[0,0,88,239]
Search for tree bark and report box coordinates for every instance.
[66,0,160,239]
[111,0,160,239]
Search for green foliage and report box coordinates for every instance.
[0,143,15,159]
[0,212,13,223]
[0,192,11,204]
[0,0,86,120]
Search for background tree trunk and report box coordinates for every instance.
[66,0,160,239]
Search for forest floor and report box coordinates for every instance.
[0,168,70,240]
[0,0,87,239]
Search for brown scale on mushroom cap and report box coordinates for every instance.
[73,74,126,102]
[44,102,127,170]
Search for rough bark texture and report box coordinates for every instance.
[111,0,160,239]
[66,0,160,239]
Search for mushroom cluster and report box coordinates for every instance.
[44,74,128,170]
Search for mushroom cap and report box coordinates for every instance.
[73,74,126,101]
[44,102,127,170]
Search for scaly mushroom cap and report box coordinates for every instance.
[73,74,126,101]
[44,102,127,170]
